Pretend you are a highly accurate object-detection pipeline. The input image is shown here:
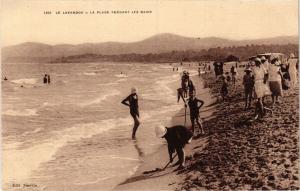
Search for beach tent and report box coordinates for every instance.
[249,53,287,62]
[225,55,239,62]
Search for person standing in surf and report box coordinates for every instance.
[43,74,48,84]
[47,74,51,84]
[121,87,140,140]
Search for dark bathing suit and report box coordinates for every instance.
[188,98,203,122]
[121,93,140,139]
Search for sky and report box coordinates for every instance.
[1,0,298,46]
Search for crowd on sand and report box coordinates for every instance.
[121,53,299,190]
[175,53,299,190]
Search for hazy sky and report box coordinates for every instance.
[1,0,298,46]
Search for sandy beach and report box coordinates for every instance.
[178,67,299,190]
[114,70,216,190]
[114,65,299,190]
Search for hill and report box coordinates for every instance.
[2,33,298,62]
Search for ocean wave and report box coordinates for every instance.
[128,165,140,175]
[79,90,120,107]
[115,74,128,78]
[96,82,118,86]
[22,128,42,136]
[55,73,68,77]
[73,176,114,185]
[2,116,133,183]
[41,102,56,107]
[2,109,38,116]
[55,80,67,85]
[11,78,37,85]
[83,72,97,76]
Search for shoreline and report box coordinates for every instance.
[115,63,299,190]
[114,71,216,190]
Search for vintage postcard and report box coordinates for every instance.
[1,0,299,190]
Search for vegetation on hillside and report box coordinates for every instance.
[53,44,298,63]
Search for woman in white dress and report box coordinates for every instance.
[268,56,283,104]
[253,58,266,119]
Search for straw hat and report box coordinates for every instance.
[155,125,167,138]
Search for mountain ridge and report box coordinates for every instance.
[2,33,298,61]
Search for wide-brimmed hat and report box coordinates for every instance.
[244,68,252,72]
[261,56,267,61]
[254,58,261,63]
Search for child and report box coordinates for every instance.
[230,66,237,85]
[155,125,193,170]
[187,90,205,136]
[225,72,231,83]
[221,75,229,101]
[242,68,254,109]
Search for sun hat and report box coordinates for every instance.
[254,58,261,63]
[261,56,267,61]
[244,68,252,72]
[155,125,167,138]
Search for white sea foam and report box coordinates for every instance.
[2,109,38,116]
[96,82,119,86]
[152,74,179,99]
[79,89,120,107]
[115,74,128,78]
[83,72,97,76]
[110,156,140,161]
[128,165,140,176]
[73,177,113,185]
[54,73,68,77]
[11,78,37,85]
[41,102,56,107]
[22,128,42,136]
[117,78,127,82]
[2,116,133,183]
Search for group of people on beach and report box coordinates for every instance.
[121,67,206,170]
[218,65,238,100]
[243,54,298,120]
[43,74,51,84]
[219,53,298,121]
[121,54,298,170]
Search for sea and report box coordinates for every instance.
[2,62,199,191]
